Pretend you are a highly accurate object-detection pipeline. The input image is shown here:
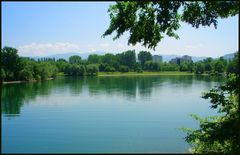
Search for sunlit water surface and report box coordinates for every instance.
[1,75,225,153]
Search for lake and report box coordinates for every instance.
[1,75,225,153]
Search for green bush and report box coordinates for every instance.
[1,68,6,81]
[119,65,129,72]
[136,68,143,73]
[86,64,99,76]
[19,69,33,81]
[35,75,41,81]
[65,64,86,76]
[104,66,115,72]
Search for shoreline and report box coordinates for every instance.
[2,72,224,84]
[98,71,194,76]
[2,78,54,85]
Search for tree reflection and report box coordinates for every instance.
[1,75,225,115]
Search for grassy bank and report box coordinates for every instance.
[98,71,194,76]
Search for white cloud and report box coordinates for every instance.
[16,41,182,57]
[17,41,170,57]
[18,42,81,57]
[99,43,110,48]
[116,43,124,48]
[90,48,97,52]
[185,44,203,50]
[99,41,151,53]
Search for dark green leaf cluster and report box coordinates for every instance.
[103,1,239,49]
[86,64,99,76]
[182,72,240,153]
[1,47,58,81]
[138,51,153,67]
[193,54,238,75]
[65,64,86,76]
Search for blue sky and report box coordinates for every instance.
[2,2,239,57]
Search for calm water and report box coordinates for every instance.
[1,75,225,153]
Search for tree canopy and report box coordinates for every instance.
[1,47,22,80]
[103,1,239,49]
[138,51,153,67]
[69,55,82,64]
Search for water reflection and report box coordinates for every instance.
[1,75,225,115]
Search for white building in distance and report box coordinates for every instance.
[153,55,163,63]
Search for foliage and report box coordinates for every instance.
[179,62,189,72]
[133,62,142,73]
[37,63,51,80]
[181,73,240,153]
[119,65,129,72]
[88,54,101,64]
[144,61,159,71]
[117,50,136,69]
[56,59,68,72]
[203,57,213,74]
[104,65,115,72]
[1,68,6,80]
[160,62,179,71]
[103,1,239,49]
[138,51,152,67]
[102,53,117,67]
[1,46,237,84]
[227,52,239,74]
[99,63,108,72]
[69,55,82,64]
[195,61,205,74]
[1,47,22,80]
[19,69,34,81]
[86,64,99,76]
[18,60,34,81]
[65,64,85,76]
[213,60,224,74]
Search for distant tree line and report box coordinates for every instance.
[1,46,238,82]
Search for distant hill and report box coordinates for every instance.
[161,52,236,62]
[160,54,178,62]
[222,53,235,60]
[31,51,236,62]
[160,54,207,62]
[32,51,106,61]
[32,53,208,62]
